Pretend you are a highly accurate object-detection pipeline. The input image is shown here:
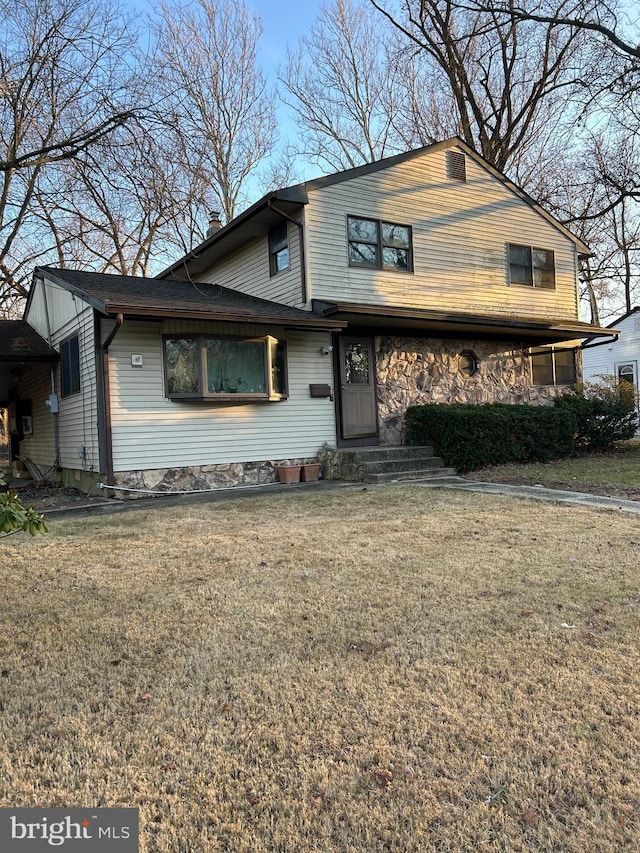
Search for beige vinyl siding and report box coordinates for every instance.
[107,320,335,471]
[26,276,91,339]
[55,306,99,471]
[15,364,55,472]
[25,280,99,471]
[197,218,305,308]
[22,278,99,472]
[306,146,580,319]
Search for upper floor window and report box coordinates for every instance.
[269,221,289,276]
[530,346,576,386]
[347,216,413,272]
[508,244,555,289]
[60,334,80,397]
[163,334,287,401]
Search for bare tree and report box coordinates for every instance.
[152,0,278,223]
[32,114,215,277]
[281,0,413,170]
[0,0,141,311]
[367,0,600,177]
[458,0,640,60]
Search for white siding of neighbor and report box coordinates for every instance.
[197,216,306,308]
[305,145,581,319]
[582,312,640,385]
[22,277,99,473]
[106,320,336,472]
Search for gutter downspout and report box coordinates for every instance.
[268,199,308,305]
[101,314,124,493]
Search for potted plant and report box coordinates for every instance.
[277,464,301,484]
[300,463,321,482]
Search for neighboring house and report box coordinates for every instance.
[0,138,614,495]
[582,307,640,416]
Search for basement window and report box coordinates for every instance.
[530,346,577,386]
[163,335,287,401]
[508,244,555,289]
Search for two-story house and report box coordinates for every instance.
[2,138,612,495]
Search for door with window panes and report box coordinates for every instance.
[338,336,377,441]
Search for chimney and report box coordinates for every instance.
[206,211,222,238]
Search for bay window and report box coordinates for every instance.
[164,335,287,401]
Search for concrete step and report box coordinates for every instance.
[366,467,457,484]
[339,445,435,464]
[329,445,456,483]
[357,456,448,476]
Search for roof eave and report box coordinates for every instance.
[314,301,614,343]
[102,304,346,330]
[157,187,309,280]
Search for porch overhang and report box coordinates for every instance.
[312,301,618,345]
[0,320,59,401]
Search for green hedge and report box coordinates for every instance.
[552,393,637,450]
[406,403,578,472]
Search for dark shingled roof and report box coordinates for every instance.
[0,320,58,362]
[37,268,345,329]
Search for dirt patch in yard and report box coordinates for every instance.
[8,480,112,511]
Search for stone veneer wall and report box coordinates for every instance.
[376,336,579,445]
[113,456,320,498]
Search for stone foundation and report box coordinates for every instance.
[376,336,575,445]
[112,457,320,498]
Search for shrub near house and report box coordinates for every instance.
[407,378,638,472]
[406,403,577,472]
[554,377,638,451]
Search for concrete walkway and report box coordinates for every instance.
[413,476,640,514]
[38,475,640,519]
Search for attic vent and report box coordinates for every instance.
[447,151,466,181]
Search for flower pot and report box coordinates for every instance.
[300,463,321,482]
[277,464,301,484]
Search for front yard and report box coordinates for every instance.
[1,487,638,851]
[465,439,640,501]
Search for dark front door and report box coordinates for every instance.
[338,336,377,441]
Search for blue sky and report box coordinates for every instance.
[247,0,323,72]
[246,0,325,181]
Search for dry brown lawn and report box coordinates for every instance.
[465,440,640,501]
[1,486,639,852]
